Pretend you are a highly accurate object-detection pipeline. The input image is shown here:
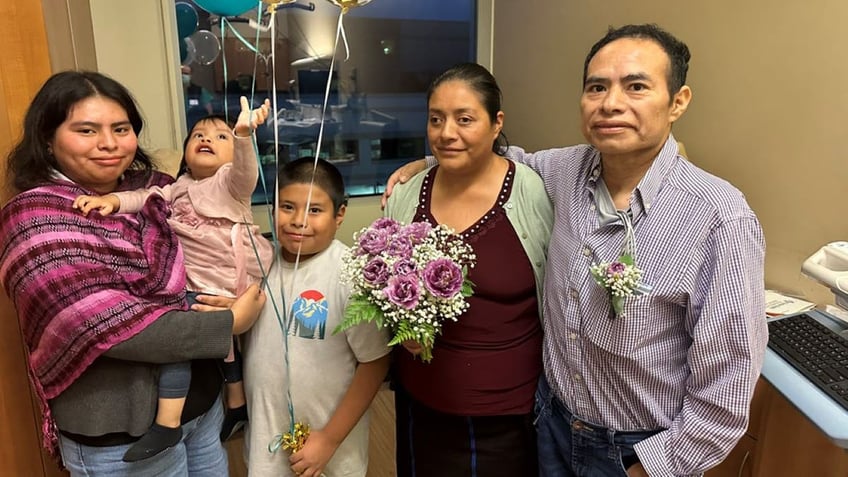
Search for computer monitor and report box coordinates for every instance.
[297,69,338,106]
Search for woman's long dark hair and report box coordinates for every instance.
[6,70,154,192]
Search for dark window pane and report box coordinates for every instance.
[175,0,477,201]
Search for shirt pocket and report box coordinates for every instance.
[582,294,654,356]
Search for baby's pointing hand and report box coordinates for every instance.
[234,96,271,137]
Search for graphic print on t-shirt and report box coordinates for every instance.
[288,289,328,339]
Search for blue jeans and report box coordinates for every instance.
[58,395,228,476]
[156,293,201,398]
[534,376,659,477]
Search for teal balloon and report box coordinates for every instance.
[194,0,257,17]
[175,2,198,39]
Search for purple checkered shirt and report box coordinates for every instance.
[508,135,767,476]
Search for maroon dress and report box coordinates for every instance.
[395,161,542,477]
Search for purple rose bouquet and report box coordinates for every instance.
[336,217,476,362]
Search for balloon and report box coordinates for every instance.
[326,0,371,12]
[175,2,198,39]
[180,37,197,66]
[195,0,258,17]
[189,30,220,65]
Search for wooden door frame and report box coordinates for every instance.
[0,1,66,476]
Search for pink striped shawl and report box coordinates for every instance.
[0,171,187,455]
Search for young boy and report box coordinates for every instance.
[241,158,390,477]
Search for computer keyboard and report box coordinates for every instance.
[768,313,848,412]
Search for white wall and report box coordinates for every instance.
[88,0,185,151]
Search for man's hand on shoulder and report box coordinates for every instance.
[380,158,428,209]
[191,294,235,311]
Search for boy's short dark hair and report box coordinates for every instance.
[278,158,347,213]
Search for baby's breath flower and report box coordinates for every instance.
[338,219,476,362]
[590,256,644,318]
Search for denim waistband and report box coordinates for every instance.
[537,374,661,444]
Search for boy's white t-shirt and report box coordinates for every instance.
[241,239,390,477]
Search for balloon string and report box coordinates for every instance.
[262,9,295,436]
[272,14,346,428]
[219,16,230,125]
[269,259,295,435]
[240,6,276,228]
[339,11,350,61]
[286,6,345,295]
[265,9,280,247]
[221,16,269,62]
[283,8,345,304]
[238,1,352,446]
[270,11,348,442]
[245,3,296,439]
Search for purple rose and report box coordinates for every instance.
[606,261,626,277]
[387,235,413,259]
[383,274,420,310]
[422,258,463,299]
[371,217,401,234]
[393,258,417,276]
[363,257,390,286]
[400,222,432,244]
[357,228,390,255]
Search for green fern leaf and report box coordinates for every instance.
[333,296,381,334]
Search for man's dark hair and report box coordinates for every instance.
[277,158,347,213]
[583,24,690,99]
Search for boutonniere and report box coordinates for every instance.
[590,254,650,318]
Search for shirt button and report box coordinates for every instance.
[506,203,514,209]
[590,204,596,211]
[574,373,582,381]
[570,289,579,300]
[569,333,577,340]
[582,247,591,257]
[522,233,529,239]
[535,262,542,267]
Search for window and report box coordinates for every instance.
[174,0,479,201]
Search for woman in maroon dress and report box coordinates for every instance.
[384,62,554,477]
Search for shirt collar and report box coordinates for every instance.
[636,133,680,215]
[585,133,681,219]
[50,168,72,183]
[49,168,127,192]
